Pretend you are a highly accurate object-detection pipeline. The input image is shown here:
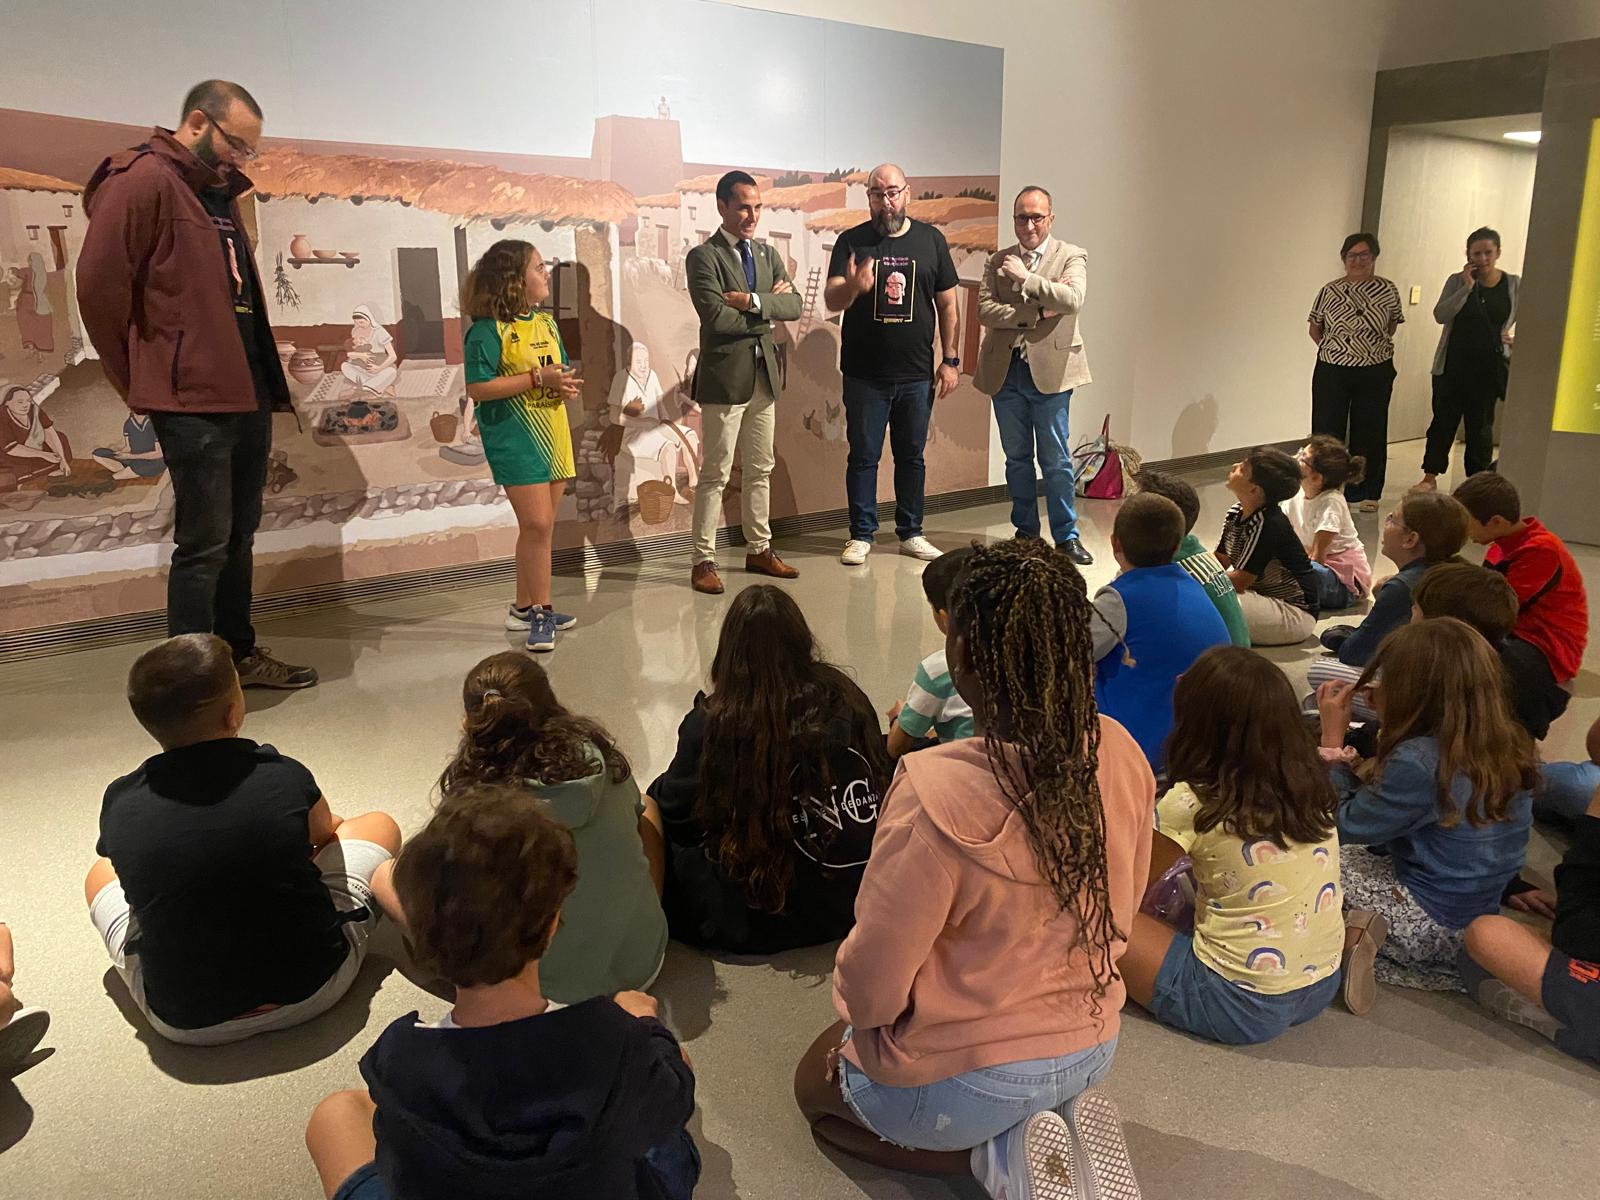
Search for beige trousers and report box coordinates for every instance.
[1237,591,1317,646]
[692,372,776,565]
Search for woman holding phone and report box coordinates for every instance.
[462,240,584,653]
[1415,227,1518,491]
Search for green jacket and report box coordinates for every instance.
[685,232,803,405]
[532,748,668,1003]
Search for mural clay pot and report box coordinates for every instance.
[288,349,325,384]
[275,340,296,370]
[289,234,313,259]
[429,411,459,443]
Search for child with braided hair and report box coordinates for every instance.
[794,538,1152,1200]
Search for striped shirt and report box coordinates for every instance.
[897,650,975,742]
[1218,503,1320,615]
[1309,277,1404,368]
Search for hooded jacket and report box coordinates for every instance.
[78,128,290,415]
[361,998,696,1199]
[834,722,1154,1087]
[533,751,669,1004]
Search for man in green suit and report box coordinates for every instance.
[685,171,804,594]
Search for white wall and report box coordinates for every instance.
[1376,131,1537,439]
[742,0,1390,479]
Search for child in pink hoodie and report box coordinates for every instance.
[794,538,1154,1199]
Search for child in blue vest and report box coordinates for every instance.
[1090,494,1231,774]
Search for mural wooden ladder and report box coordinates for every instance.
[799,266,823,334]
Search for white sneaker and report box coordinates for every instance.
[840,539,873,566]
[971,1110,1076,1199]
[1063,1090,1142,1199]
[899,535,942,561]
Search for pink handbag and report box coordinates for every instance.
[1073,415,1131,499]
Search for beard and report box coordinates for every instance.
[872,209,907,237]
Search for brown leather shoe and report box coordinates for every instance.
[691,561,725,594]
[745,548,799,579]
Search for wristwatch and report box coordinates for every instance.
[942,356,960,368]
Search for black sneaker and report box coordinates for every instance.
[1058,536,1094,566]
[236,647,319,689]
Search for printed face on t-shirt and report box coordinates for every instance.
[874,258,914,323]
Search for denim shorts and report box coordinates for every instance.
[837,1032,1117,1152]
[1148,933,1339,1044]
[332,1163,387,1200]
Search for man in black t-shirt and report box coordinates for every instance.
[824,163,961,568]
[85,634,401,1044]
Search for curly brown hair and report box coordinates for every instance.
[393,782,578,988]
[946,538,1121,1004]
[440,652,630,797]
[461,239,536,322]
[1166,646,1338,846]
[1301,434,1366,490]
[1356,618,1538,827]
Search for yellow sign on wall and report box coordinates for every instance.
[1553,118,1600,434]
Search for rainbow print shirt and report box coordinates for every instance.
[1157,783,1344,993]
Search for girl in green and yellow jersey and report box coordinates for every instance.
[462,240,583,653]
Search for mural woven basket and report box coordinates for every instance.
[636,479,677,525]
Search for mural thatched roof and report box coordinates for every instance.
[804,208,869,234]
[675,172,773,193]
[247,149,635,225]
[635,192,681,208]
[906,197,997,224]
[0,166,83,194]
[763,182,846,212]
[943,219,1000,252]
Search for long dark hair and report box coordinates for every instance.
[439,651,630,796]
[1165,646,1338,846]
[698,585,888,913]
[947,539,1119,1002]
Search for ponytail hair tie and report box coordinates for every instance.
[480,687,503,700]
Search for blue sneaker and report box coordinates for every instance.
[524,607,556,654]
[506,604,577,632]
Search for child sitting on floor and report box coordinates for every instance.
[1216,447,1322,645]
[1285,435,1372,611]
[0,921,49,1076]
[375,652,669,1005]
[793,539,1149,1199]
[1462,715,1600,1068]
[87,634,400,1045]
[1135,469,1250,647]
[1120,646,1343,1044]
[1091,493,1230,773]
[305,785,700,1200]
[1453,471,1589,692]
[1306,491,1470,714]
[886,547,976,758]
[1317,619,1536,1007]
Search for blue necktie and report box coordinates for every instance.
[739,239,756,290]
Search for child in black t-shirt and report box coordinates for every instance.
[306,785,699,1200]
[1215,446,1321,645]
[86,634,400,1045]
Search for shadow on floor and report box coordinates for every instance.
[0,1077,36,1154]
[101,950,395,1086]
[1124,1123,1387,1199]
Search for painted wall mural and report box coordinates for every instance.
[0,0,1003,636]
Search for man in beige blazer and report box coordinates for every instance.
[975,185,1094,564]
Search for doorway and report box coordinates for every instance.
[397,247,446,359]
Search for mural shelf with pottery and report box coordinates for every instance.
[288,254,360,268]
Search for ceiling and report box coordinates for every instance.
[1403,113,1542,147]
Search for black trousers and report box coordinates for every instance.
[1310,359,1394,502]
[149,408,272,658]
[1421,371,1497,478]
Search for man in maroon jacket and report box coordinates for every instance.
[78,80,315,688]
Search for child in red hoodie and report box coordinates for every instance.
[1453,472,1588,686]
[793,539,1152,1199]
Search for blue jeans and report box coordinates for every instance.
[1147,934,1340,1045]
[1309,562,1355,611]
[843,376,934,541]
[991,353,1076,543]
[837,1034,1116,1152]
[1537,760,1600,823]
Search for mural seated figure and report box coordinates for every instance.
[337,305,399,398]
[0,384,72,489]
[604,342,699,519]
[91,412,167,481]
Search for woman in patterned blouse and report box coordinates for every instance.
[1308,233,1405,512]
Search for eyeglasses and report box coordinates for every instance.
[1344,250,1374,261]
[866,185,907,202]
[204,113,258,162]
[1014,213,1051,225]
